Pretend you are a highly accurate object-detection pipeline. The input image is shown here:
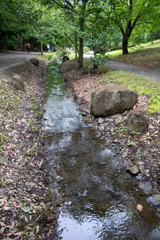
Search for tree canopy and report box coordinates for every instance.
[1,0,160,66]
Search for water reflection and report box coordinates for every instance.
[44,60,160,240]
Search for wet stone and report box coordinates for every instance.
[115,117,122,124]
[147,194,160,206]
[0,188,10,195]
[139,181,152,193]
[139,165,145,173]
[0,157,8,165]
[25,182,37,187]
[11,176,18,183]
[98,118,104,124]
[127,166,139,175]
[104,127,110,132]
[135,174,143,181]
[99,125,105,131]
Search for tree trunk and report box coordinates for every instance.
[40,42,43,55]
[75,32,78,59]
[122,36,129,54]
[150,31,154,44]
[23,38,25,52]
[79,37,83,68]
[78,8,85,68]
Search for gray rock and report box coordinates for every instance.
[99,125,105,131]
[0,157,8,165]
[135,174,143,181]
[11,176,18,183]
[139,165,145,173]
[91,83,138,117]
[126,111,149,133]
[63,55,70,62]
[104,127,110,132]
[30,58,39,66]
[147,194,160,206]
[12,74,24,91]
[139,181,152,193]
[127,165,139,175]
[98,118,104,124]
[0,188,10,195]
[115,116,122,124]
[25,182,37,187]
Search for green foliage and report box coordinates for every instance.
[56,48,71,58]
[83,46,90,53]
[90,54,111,68]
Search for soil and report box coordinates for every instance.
[0,60,58,239]
[60,59,160,208]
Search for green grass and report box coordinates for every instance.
[42,52,57,60]
[108,39,160,58]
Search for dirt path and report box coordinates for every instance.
[1,52,160,82]
[0,51,41,72]
[84,53,160,82]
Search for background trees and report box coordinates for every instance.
[0,0,160,66]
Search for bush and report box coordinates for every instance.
[56,49,71,58]
[90,54,111,68]
[83,46,90,53]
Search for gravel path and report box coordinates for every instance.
[84,53,160,82]
[0,51,41,72]
[1,52,160,82]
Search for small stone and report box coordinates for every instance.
[99,125,105,131]
[135,174,143,181]
[115,117,122,124]
[126,111,149,133]
[98,118,104,124]
[0,157,8,165]
[11,176,18,183]
[138,161,144,165]
[113,139,119,143]
[0,188,10,195]
[104,127,110,132]
[139,165,145,173]
[128,165,139,175]
[123,151,128,158]
[12,74,24,91]
[139,181,152,193]
[147,194,160,206]
[122,111,128,116]
[25,182,37,187]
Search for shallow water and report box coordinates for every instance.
[44,60,160,240]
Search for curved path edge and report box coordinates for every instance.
[84,53,160,83]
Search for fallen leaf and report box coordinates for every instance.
[47,228,52,237]
[30,162,35,167]
[137,204,143,212]
[12,198,17,208]
[4,232,15,236]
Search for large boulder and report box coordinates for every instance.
[30,58,39,66]
[91,83,138,117]
[63,55,70,62]
[126,111,149,133]
[12,74,24,91]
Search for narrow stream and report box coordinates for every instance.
[44,60,160,240]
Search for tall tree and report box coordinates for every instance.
[108,0,159,54]
[43,0,89,68]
